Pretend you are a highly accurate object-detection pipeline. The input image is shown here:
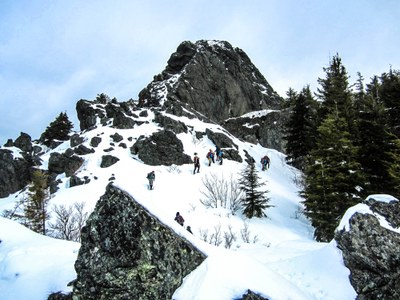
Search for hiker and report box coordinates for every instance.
[218,149,223,165]
[206,149,215,166]
[261,155,270,171]
[174,212,185,226]
[193,152,200,174]
[146,170,155,190]
[215,146,221,161]
[186,226,193,234]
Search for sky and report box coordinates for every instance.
[1,0,399,143]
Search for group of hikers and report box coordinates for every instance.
[148,152,271,185]
[193,146,224,174]
[145,151,271,235]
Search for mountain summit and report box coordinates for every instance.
[138,40,283,122]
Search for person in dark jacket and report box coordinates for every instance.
[146,170,155,190]
[193,152,200,174]
[174,212,185,226]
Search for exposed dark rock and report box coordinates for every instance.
[154,111,188,134]
[90,136,102,147]
[73,145,95,155]
[118,143,127,149]
[4,139,13,147]
[139,40,283,123]
[100,155,120,168]
[110,132,124,143]
[364,197,400,228]
[14,132,33,153]
[0,149,32,198]
[223,110,289,152]
[48,152,84,177]
[47,291,72,300]
[70,134,84,147]
[76,99,106,131]
[103,147,114,153]
[239,289,270,300]
[69,175,84,188]
[72,184,206,300]
[112,111,136,129]
[206,129,237,149]
[131,130,192,166]
[139,110,148,117]
[335,198,400,300]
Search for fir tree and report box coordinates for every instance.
[40,112,73,147]
[356,83,400,198]
[24,169,50,235]
[238,161,271,218]
[317,54,356,134]
[377,68,400,137]
[302,114,364,242]
[285,85,319,171]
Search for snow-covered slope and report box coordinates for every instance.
[0,109,357,300]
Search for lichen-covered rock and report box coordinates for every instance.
[131,130,192,166]
[72,184,206,300]
[240,289,270,300]
[335,197,400,299]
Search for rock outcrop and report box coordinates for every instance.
[0,149,32,198]
[139,40,283,123]
[72,184,206,300]
[335,196,400,299]
[131,130,192,166]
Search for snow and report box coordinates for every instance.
[0,109,362,300]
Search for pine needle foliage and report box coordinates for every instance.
[238,162,272,218]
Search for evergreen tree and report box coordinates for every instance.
[285,85,319,171]
[40,112,73,147]
[238,162,271,218]
[377,68,400,137]
[317,54,356,134]
[357,82,400,198]
[302,114,364,242]
[24,169,50,235]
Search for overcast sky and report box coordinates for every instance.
[1,0,399,143]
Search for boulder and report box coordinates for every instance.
[100,155,120,168]
[48,152,84,177]
[72,184,206,299]
[335,197,400,299]
[131,130,192,166]
[14,132,33,153]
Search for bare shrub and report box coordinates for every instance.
[200,173,243,214]
[240,222,258,244]
[49,202,88,242]
[223,224,237,249]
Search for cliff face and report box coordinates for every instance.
[138,40,283,123]
[73,184,206,300]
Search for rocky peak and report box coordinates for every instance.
[138,40,283,123]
